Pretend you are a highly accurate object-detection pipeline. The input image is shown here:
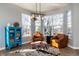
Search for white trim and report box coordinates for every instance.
[0,47,5,51]
[0,42,27,51]
[68,45,79,49]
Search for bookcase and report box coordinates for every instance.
[5,26,22,49]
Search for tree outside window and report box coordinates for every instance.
[52,13,64,34]
[22,14,31,37]
[35,16,41,32]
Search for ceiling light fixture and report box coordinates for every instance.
[31,3,44,21]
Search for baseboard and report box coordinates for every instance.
[0,47,5,51]
[68,45,79,49]
[0,42,26,51]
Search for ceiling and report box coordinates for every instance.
[12,3,68,14]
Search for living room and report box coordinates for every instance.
[0,3,79,56]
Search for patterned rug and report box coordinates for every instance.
[5,47,60,56]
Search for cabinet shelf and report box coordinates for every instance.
[5,26,22,49]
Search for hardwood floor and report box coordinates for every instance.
[0,44,79,56]
[59,47,79,56]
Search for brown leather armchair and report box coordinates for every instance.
[32,32,44,42]
[51,34,69,48]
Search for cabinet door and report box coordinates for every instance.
[9,27,15,47]
[15,28,22,45]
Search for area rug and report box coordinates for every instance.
[5,47,60,56]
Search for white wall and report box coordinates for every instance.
[0,3,31,49]
[71,3,79,49]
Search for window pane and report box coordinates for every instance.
[35,15,41,32]
[43,16,52,36]
[22,14,31,37]
[43,13,63,36]
[67,11,72,39]
[52,13,63,34]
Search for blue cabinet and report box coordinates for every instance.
[5,26,22,49]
